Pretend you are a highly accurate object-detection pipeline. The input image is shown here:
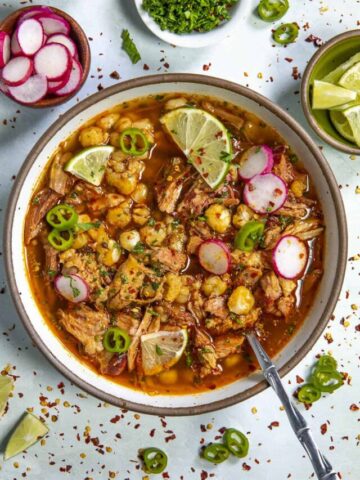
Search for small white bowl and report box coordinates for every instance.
[133,0,251,48]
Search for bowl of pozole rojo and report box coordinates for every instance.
[5,75,347,415]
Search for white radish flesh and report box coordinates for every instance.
[47,76,69,93]
[16,19,44,56]
[47,34,77,57]
[238,145,274,180]
[54,274,89,303]
[243,173,287,214]
[18,6,54,22]
[11,33,22,56]
[198,240,231,275]
[55,59,82,96]
[273,235,308,279]
[34,13,70,36]
[34,43,71,80]
[0,32,10,68]
[2,56,33,86]
[8,74,47,104]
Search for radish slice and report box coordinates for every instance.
[55,59,82,96]
[273,235,308,279]
[238,145,273,180]
[16,18,44,56]
[18,6,54,22]
[2,56,33,86]
[54,274,89,303]
[34,43,71,81]
[47,34,77,57]
[0,32,10,68]
[34,13,70,36]
[47,75,69,93]
[243,173,287,214]
[8,74,47,104]
[11,33,22,56]
[198,240,231,275]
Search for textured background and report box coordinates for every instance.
[0,1,359,479]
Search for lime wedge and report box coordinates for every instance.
[329,110,355,143]
[322,52,360,84]
[160,108,231,189]
[4,413,48,460]
[312,80,357,109]
[343,105,360,146]
[338,62,360,92]
[329,99,360,111]
[0,376,13,417]
[141,329,188,376]
[64,145,115,186]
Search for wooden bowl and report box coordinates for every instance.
[0,5,90,108]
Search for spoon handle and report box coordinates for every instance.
[246,333,338,480]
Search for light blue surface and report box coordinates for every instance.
[0,1,359,479]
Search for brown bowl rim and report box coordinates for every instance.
[301,29,360,155]
[0,5,90,108]
[4,73,348,416]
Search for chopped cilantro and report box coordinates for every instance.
[77,221,101,231]
[133,242,146,254]
[155,344,164,356]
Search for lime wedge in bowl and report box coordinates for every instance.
[329,110,356,143]
[141,329,188,376]
[4,413,49,460]
[343,105,360,146]
[0,376,13,417]
[160,108,232,189]
[312,80,357,109]
[322,52,360,84]
[338,62,360,92]
[64,145,115,186]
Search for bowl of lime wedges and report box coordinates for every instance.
[301,29,360,155]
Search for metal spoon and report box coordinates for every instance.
[246,332,337,480]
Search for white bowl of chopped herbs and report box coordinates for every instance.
[133,0,251,48]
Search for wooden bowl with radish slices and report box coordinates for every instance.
[0,5,90,108]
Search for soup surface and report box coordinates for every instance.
[24,94,324,395]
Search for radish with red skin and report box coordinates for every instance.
[273,235,308,279]
[47,74,70,93]
[238,145,273,181]
[16,18,44,56]
[243,173,287,214]
[2,56,33,86]
[0,31,10,68]
[18,6,54,23]
[198,240,231,275]
[8,73,47,104]
[47,34,77,58]
[34,43,71,81]
[54,274,89,303]
[34,13,70,36]
[10,33,22,56]
[55,58,82,96]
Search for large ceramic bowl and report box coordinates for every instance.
[4,74,347,416]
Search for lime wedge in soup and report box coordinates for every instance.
[312,80,357,109]
[160,108,232,189]
[0,375,13,417]
[64,145,115,186]
[4,413,49,460]
[329,110,356,143]
[322,52,360,84]
[141,329,188,376]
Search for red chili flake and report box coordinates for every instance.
[292,67,301,80]
[110,71,120,80]
[110,415,121,424]
[203,63,212,71]
[305,34,323,47]
[248,184,255,192]
[97,83,104,91]
[150,428,155,437]
[165,434,176,442]
[303,22,310,31]
[201,471,208,480]
[163,62,170,69]
[320,423,327,435]
[162,473,170,479]
[350,403,359,411]
[242,462,251,471]
[200,424,206,432]
[355,324,360,332]
[345,290,350,299]
[285,57,293,63]
[274,188,283,196]
[160,418,167,428]
[59,465,72,472]
[296,375,304,384]
[218,427,227,434]
[143,64,150,70]
[254,458,260,464]
[268,421,280,430]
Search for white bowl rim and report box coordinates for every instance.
[4,73,348,416]
[133,0,252,48]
